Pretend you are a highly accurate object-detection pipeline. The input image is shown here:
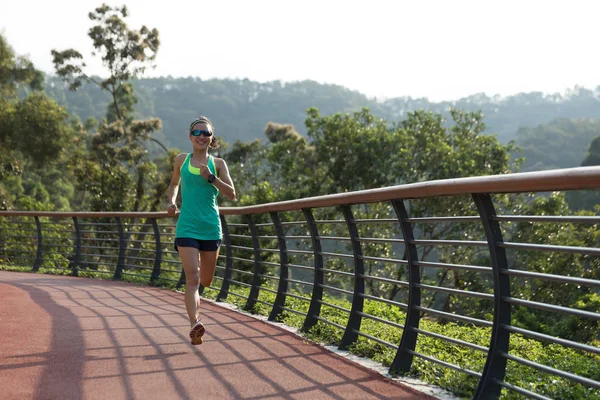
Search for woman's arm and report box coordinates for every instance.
[167,153,186,215]
[213,158,236,200]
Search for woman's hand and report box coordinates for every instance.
[198,163,212,180]
[167,203,178,216]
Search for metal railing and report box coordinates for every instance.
[1,166,599,400]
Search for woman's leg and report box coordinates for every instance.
[199,248,221,288]
[178,246,201,326]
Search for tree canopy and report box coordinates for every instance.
[0,33,77,210]
[50,3,167,212]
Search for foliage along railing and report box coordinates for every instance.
[1,166,599,400]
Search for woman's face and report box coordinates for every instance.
[189,122,213,150]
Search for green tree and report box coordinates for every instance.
[509,193,599,342]
[224,107,522,311]
[306,107,399,193]
[0,34,43,99]
[263,122,323,199]
[225,138,272,206]
[0,34,76,210]
[51,3,166,212]
[52,4,159,123]
[566,136,600,211]
[582,136,600,166]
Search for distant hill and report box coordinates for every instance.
[44,76,600,169]
[514,118,600,171]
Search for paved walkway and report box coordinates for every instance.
[0,271,434,400]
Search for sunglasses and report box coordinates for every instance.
[190,129,213,137]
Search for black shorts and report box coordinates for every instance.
[174,237,222,252]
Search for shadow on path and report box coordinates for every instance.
[0,271,433,400]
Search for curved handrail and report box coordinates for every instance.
[1,166,599,218]
[221,166,600,215]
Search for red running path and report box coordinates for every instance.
[0,271,435,400]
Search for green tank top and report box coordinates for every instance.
[175,153,222,240]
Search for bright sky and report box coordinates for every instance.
[2,0,599,101]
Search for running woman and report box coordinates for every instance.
[167,116,236,345]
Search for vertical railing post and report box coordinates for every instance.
[114,217,125,280]
[150,218,162,284]
[244,214,262,312]
[390,199,421,374]
[472,193,511,399]
[33,216,43,272]
[302,208,324,331]
[339,205,365,349]
[71,217,81,277]
[268,211,288,321]
[216,214,233,301]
